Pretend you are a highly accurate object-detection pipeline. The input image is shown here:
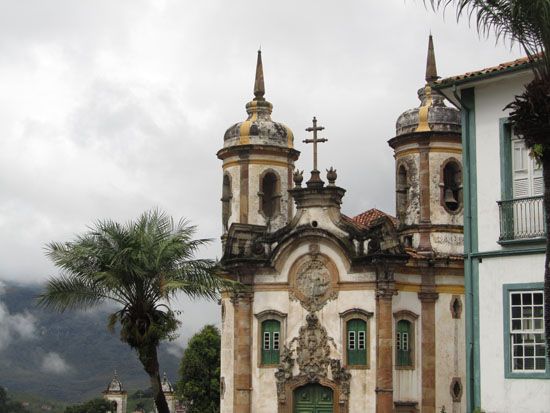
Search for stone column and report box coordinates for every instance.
[418,290,438,413]
[232,292,253,413]
[375,288,395,413]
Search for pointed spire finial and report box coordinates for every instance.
[254,50,265,101]
[425,34,439,83]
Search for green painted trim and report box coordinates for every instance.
[499,118,512,201]
[470,246,545,259]
[497,237,546,246]
[502,282,550,379]
[461,87,481,412]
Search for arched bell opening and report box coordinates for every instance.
[440,158,463,214]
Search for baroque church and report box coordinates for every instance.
[219,36,465,413]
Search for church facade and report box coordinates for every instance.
[219,38,465,413]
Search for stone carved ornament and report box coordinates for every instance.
[289,250,338,312]
[275,313,351,404]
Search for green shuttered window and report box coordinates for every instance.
[347,318,367,366]
[396,320,412,367]
[261,319,280,365]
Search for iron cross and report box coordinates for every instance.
[303,117,327,171]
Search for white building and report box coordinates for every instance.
[436,57,550,413]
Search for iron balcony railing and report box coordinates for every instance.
[498,195,545,241]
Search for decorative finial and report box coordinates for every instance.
[425,34,439,83]
[293,170,304,187]
[254,50,265,101]
[326,167,337,186]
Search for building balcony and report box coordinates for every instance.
[498,196,546,242]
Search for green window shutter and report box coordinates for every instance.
[261,319,280,365]
[396,320,412,366]
[347,318,367,366]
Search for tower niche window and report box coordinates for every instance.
[441,159,462,213]
[221,174,232,230]
[259,171,280,218]
[396,164,409,221]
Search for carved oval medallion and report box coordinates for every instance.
[289,252,338,312]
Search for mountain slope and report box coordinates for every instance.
[0,283,180,402]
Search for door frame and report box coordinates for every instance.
[278,376,348,413]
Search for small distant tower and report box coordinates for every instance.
[161,373,176,413]
[217,51,300,236]
[103,371,127,413]
[389,34,463,255]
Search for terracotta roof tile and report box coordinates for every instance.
[350,208,397,230]
[435,56,532,87]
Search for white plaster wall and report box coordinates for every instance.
[393,291,422,404]
[473,71,533,252]
[478,254,550,413]
[250,239,379,412]
[220,296,234,413]
[435,293,466,413]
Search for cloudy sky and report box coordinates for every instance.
[0,0,522,344]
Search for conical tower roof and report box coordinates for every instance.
[395,35,460,136]
[223,51,294,148]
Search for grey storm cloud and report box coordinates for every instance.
[41,352,72,375]
[0,282,36,351]
[0,0,523,339]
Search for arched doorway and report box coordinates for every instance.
[293,383,333,413]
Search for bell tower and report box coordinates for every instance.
[388,35,463,255]
[217,51,300,235]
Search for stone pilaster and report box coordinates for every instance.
[418,139,432,251]
[231,292,253,413]
[239,154,249,224]
[418,290,438,413]
[375,287,395,413]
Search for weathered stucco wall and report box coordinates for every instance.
[435,293,466,413]
[220,296,234,413]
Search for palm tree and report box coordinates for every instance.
[38,210,232,413]
[428,0,550,356]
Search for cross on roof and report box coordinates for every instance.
[303,117,327,172]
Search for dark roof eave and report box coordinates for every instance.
[433,61,532,90]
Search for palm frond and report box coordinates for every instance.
[426,0,550,81]
[36,275,114,312]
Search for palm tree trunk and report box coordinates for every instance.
[138,344,170,413]
[543,153,550,359]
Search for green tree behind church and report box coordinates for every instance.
[38,210,231,413]
[427,0,550,356]
[176,325,220,413]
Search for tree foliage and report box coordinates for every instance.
[38,210,233,413]
[176,325,221,413]
[0,386,28,413]
[64,398,114,413]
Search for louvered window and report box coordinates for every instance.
[347,319,367,366]
[261,319,280,365]
[512,138,543,198]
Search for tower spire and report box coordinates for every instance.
[254,50,265,101]
[425,34,438,83]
